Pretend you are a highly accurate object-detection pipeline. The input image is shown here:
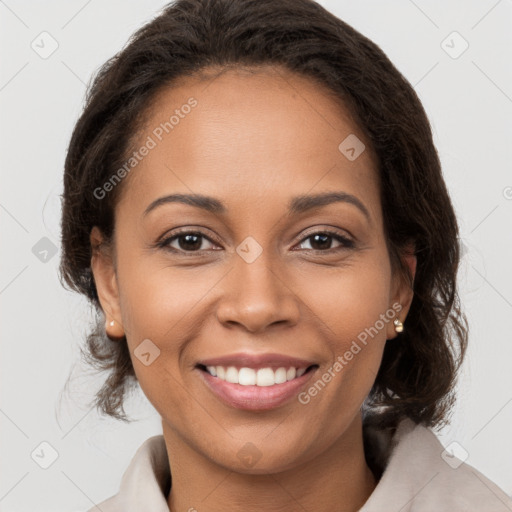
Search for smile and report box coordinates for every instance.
[196,364,319,410]
[199,364,316,386]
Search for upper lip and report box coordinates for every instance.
[197,353,317,371]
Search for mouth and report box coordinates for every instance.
[196,363,319,386]
[195,362,319,411]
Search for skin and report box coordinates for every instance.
[90,65,416,512]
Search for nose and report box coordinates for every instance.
[215,251,300,333]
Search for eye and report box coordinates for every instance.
[158,230,219,253]
[295,230,355,252]
[156,228,355,254]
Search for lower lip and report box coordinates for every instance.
[197,367,317,411]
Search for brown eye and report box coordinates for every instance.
[158,231,218,252]
[296,231,355,252]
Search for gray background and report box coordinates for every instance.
[1,1,511,510]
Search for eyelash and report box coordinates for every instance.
[155,228,355,255]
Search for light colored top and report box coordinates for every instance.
[87,418,512,511]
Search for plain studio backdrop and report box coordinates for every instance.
[1,1,511,510]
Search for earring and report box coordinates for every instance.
[393,318,404,333]
[105,318,124,340]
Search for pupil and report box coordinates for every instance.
[311,234,331,250]
[176,234,333,251]
[180,234,201,250]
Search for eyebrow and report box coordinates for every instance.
[143,191,371,222]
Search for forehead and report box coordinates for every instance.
[115,65,380,220]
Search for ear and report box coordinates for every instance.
[90,226,125,339]
[386,242,416,341]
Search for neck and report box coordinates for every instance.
[164,414,377,512]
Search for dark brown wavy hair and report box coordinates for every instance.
[59,0,468,429]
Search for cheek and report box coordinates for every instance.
[115,259,228,395]
[291,264,391,446]
[115,261,206,408]
[299,260,392,345]
[297,259,391,395]
[117,258,215,340]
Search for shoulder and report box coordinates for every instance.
[85,435,170,512]
[361,418,512,511]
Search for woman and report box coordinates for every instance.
[59,0,512,510]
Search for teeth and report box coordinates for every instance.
[225,366,238,383]
[239,367,256,385]
[204,365,309,386]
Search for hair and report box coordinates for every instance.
[59,0,468,429]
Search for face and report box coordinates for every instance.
[91,65,415,473]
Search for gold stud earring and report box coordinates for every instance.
[393,318,404,333]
